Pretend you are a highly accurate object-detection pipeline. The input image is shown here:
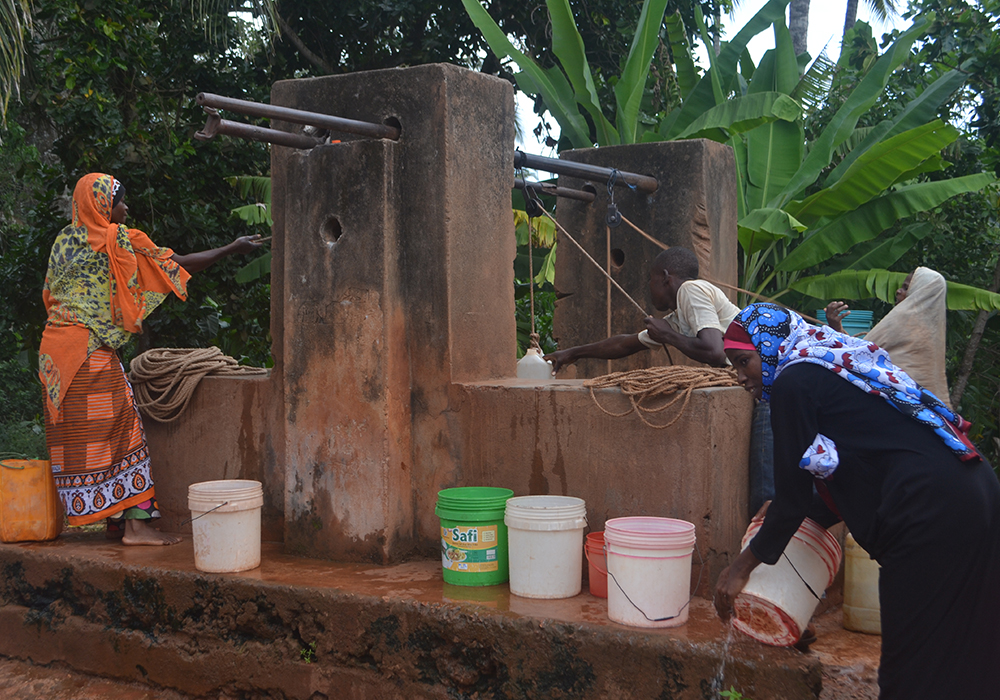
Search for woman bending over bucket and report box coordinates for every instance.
[713,303,1000,700]
[38,173,262,545]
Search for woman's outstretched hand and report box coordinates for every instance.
[229,234,265,255]
[824,301,850,333]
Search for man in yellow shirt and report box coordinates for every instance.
[545,246,740,371]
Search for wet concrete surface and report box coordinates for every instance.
[0,530,881,699]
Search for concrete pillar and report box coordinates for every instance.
[551,140,739,378]
[270,64,516,562]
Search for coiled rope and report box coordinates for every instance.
[584,366,739,429]
[128,347,268,423]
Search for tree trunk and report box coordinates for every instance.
[843,0,860,38]
[951,252,1000,407]
[789,0,810,57]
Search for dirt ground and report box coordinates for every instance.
[0,656,192,700]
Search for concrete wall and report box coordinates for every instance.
[145,375,283,543]
[270,64,517,562]
[451,380,752,595]
[552,140,739,378]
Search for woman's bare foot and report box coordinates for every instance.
[121,519,182,546]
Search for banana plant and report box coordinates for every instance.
[226,175,272,284]
[461,0,670,147]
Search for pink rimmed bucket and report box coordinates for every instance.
[732,517,842,646]
[604,517,696,628]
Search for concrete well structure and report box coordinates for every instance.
[143,63,753,586]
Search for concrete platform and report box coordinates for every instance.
[0,532,879,699]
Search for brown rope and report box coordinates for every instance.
[538,204,649,317]
[584,366,739,429]
[128,347,268,423]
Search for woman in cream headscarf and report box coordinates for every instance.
[825,267,951,407]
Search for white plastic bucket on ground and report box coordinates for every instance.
[603,516,696,628]
[843,532,881,634]
[733,517,842,646]
[504,495,587,599]
[188,480,263,573]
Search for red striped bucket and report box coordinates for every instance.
[732,517,842,646]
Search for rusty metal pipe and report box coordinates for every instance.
[195,110,323,149]
[513,150,657,193]
[514,178,596,204]
[196,92,400,141]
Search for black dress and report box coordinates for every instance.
[749,363,1000,700]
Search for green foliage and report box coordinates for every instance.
[299,641,316,663]
[0,0,32,121]
[720,687,751,700]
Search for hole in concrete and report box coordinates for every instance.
[611,248,625,270]
[320,216,343,245]
[581,183,598,197]
[384,116,402,136]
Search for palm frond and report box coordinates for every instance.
[0,0,33,122]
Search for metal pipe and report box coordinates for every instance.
[513,150,657,193]
[195,109,323,149]
[196,92,400,141]
[514,178,596,204]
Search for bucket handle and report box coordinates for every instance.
[607,543,705,623]
[584,542,607,576]
[179,501,229,525]
[0,461,26,470]
[782,551,822,601]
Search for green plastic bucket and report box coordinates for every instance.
[435,486,513,586]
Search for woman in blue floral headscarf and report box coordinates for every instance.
[714,303,1000,700]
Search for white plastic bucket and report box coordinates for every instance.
[733,517,842,646]
[188,480,263,573]
[504,495,587,599]
[604,516,696,628]
[843,532,881,634]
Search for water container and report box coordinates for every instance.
[843,532,881,634]
[435,486,513,586]
[188,480,263,573]
[732,517,842,646]
[505,495,587,599]
[0,459,63,543]
[516,348,553,379]
[604,516,696,628]
[816,309,874,337]
[585,531,607,598]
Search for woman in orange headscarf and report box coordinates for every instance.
[38,173,261,545]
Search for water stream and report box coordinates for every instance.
[709,624,736,698]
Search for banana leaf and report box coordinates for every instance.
[785,121,959,222]
[673,92,801,142]
[737,207,806,254]
[792,269,1000,311]
[546,0,619,145]
[659,0,791,140]
[824,68,968,187]
[831,222,934,271]
[664,13,698,100]
[235,252,272,283]
[231,203,272,226]
[744,16,802,211]
[614,0,669,144]
[460,0,592,148]
[776,172,996,271]
[769,14,933,208]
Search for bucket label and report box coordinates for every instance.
[441,525,499,572]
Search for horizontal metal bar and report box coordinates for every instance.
[514,178,596,204]
[195,110,323,149]
[513,150,657,193]
[196,92,400,141]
